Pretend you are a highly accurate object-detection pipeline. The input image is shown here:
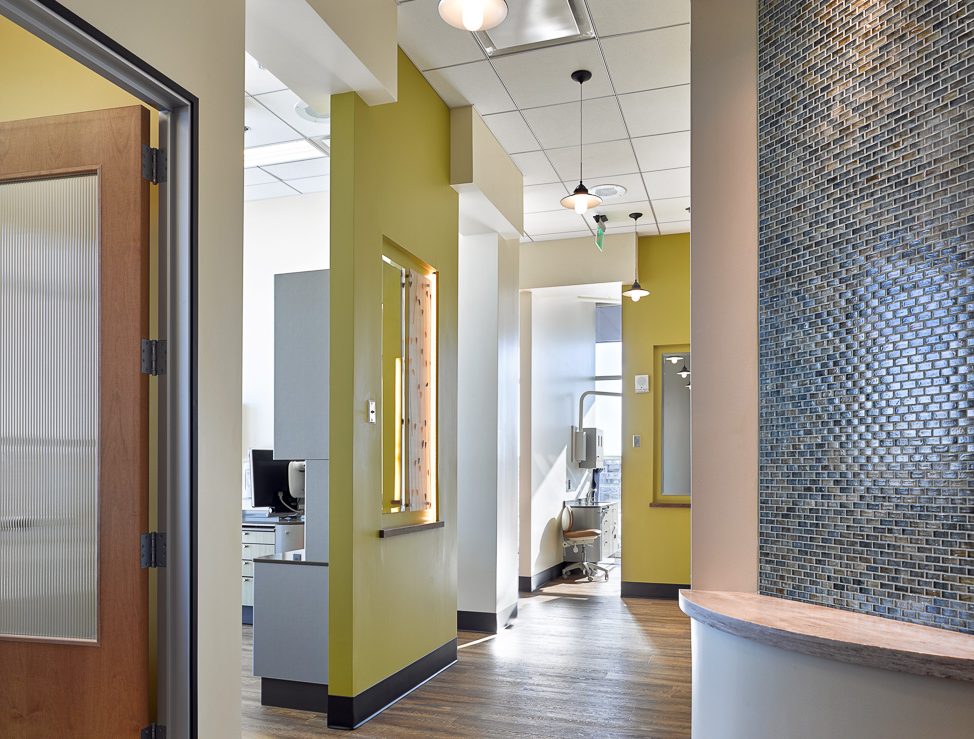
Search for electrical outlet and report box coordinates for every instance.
[633,434,641,448]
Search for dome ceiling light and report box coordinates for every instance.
[438,0,509,32]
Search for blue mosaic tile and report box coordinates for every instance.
[758,0,974,634]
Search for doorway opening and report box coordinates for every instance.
[0,2,197,736]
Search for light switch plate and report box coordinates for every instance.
[368,400,376,424]
[633,434,641,448]
[634,374,650,394]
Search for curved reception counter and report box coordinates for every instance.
[679,591,974,739]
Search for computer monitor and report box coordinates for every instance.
[251,449,302,514]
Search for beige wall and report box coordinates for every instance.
[520,233,635,290]
[59,1,245,735]
[690,0,759,592]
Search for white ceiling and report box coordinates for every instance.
[244,53,331,202]
[397,0,691,242]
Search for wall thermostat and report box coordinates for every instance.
[634,374,650,394]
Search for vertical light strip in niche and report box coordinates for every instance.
[405,268,436,517]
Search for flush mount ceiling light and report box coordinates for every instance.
[622,212,650,302]
[438,0,508,32]
[590,183,628,201]
[560,70,602,216]
[244,139,327,168]
[294,101,328,123]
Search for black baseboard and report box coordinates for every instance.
[518,561,567,593]
[242,605,253,625]
[261,677,329,713]
[457,602,518,633]
[621,581,688,599]
[327,638,457,730]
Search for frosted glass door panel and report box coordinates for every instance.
[0,175,100,642]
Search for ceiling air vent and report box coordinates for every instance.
[475,0,595,57]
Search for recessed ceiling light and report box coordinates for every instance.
[244,140,326,169]
[294,102,328,123]
[590,184,628,201]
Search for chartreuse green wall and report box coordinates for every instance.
[621,234,691,586]
[329,49,459,697]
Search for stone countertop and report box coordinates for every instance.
[679,590,974,682]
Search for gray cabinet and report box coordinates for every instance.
[241,519,304,624]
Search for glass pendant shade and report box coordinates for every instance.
[560,183,602,215]
[438,0,508,31]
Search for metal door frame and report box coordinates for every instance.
[0,1,198,735]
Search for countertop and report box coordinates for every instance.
[254,548,327,567]
[242,510,305,526]
[679,590,974,682]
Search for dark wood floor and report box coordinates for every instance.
[242,571,691,738]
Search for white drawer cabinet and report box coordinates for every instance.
[241,518,305,623]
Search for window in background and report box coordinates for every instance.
[593,303,622,502]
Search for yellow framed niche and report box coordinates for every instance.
[652,344,691,507]
[380,238,439,531]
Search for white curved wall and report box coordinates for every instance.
[691,621,974,739]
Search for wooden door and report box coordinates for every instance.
[0,106,150,737]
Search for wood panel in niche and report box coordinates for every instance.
[406,268,435,513]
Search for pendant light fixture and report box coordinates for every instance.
[560,70,602,215]
[438,0,508,32]
[666,356,682,364]
[678,364,691,379]
[622,212,650,302]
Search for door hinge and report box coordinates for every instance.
[140,532,167,569]
[140,723,166,739]
[141,338,167,376]
[141,144,167,184]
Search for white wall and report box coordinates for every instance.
[58,0,244,733]
[520,233,635,290]
[457,233,519,618]
[519,288,597,578]
[243,192,329,504]
[690,0,760,592]
[691,622,974,739]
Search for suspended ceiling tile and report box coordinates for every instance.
[245,52,287,96]
[593,200,656,232]
[587,0,690,37]
[658,220,691,235]
[510,150,561,185]
[482,111,541,153]
[424,61,516,114]
[652,195,692,224]
[643,167,691,200]
[546,139,639,182]
[524,182,573,214]
[244,167,278,186]
[245,95,303,148]
[632,131,691,172]
[530,229,594,243]
[524,209,593,236]
[605,222,661,237]
[253,89,330,139]
[618,85,691,137]
[288,175,330,194]
[522,96,627,150]
[244,181,299,201]
[601,26,690,95]
[397,0,486,71]
[491,40,612,109]
[262,157,329,180]
[578,173,649,206]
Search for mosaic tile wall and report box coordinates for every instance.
[757,0,974,633]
